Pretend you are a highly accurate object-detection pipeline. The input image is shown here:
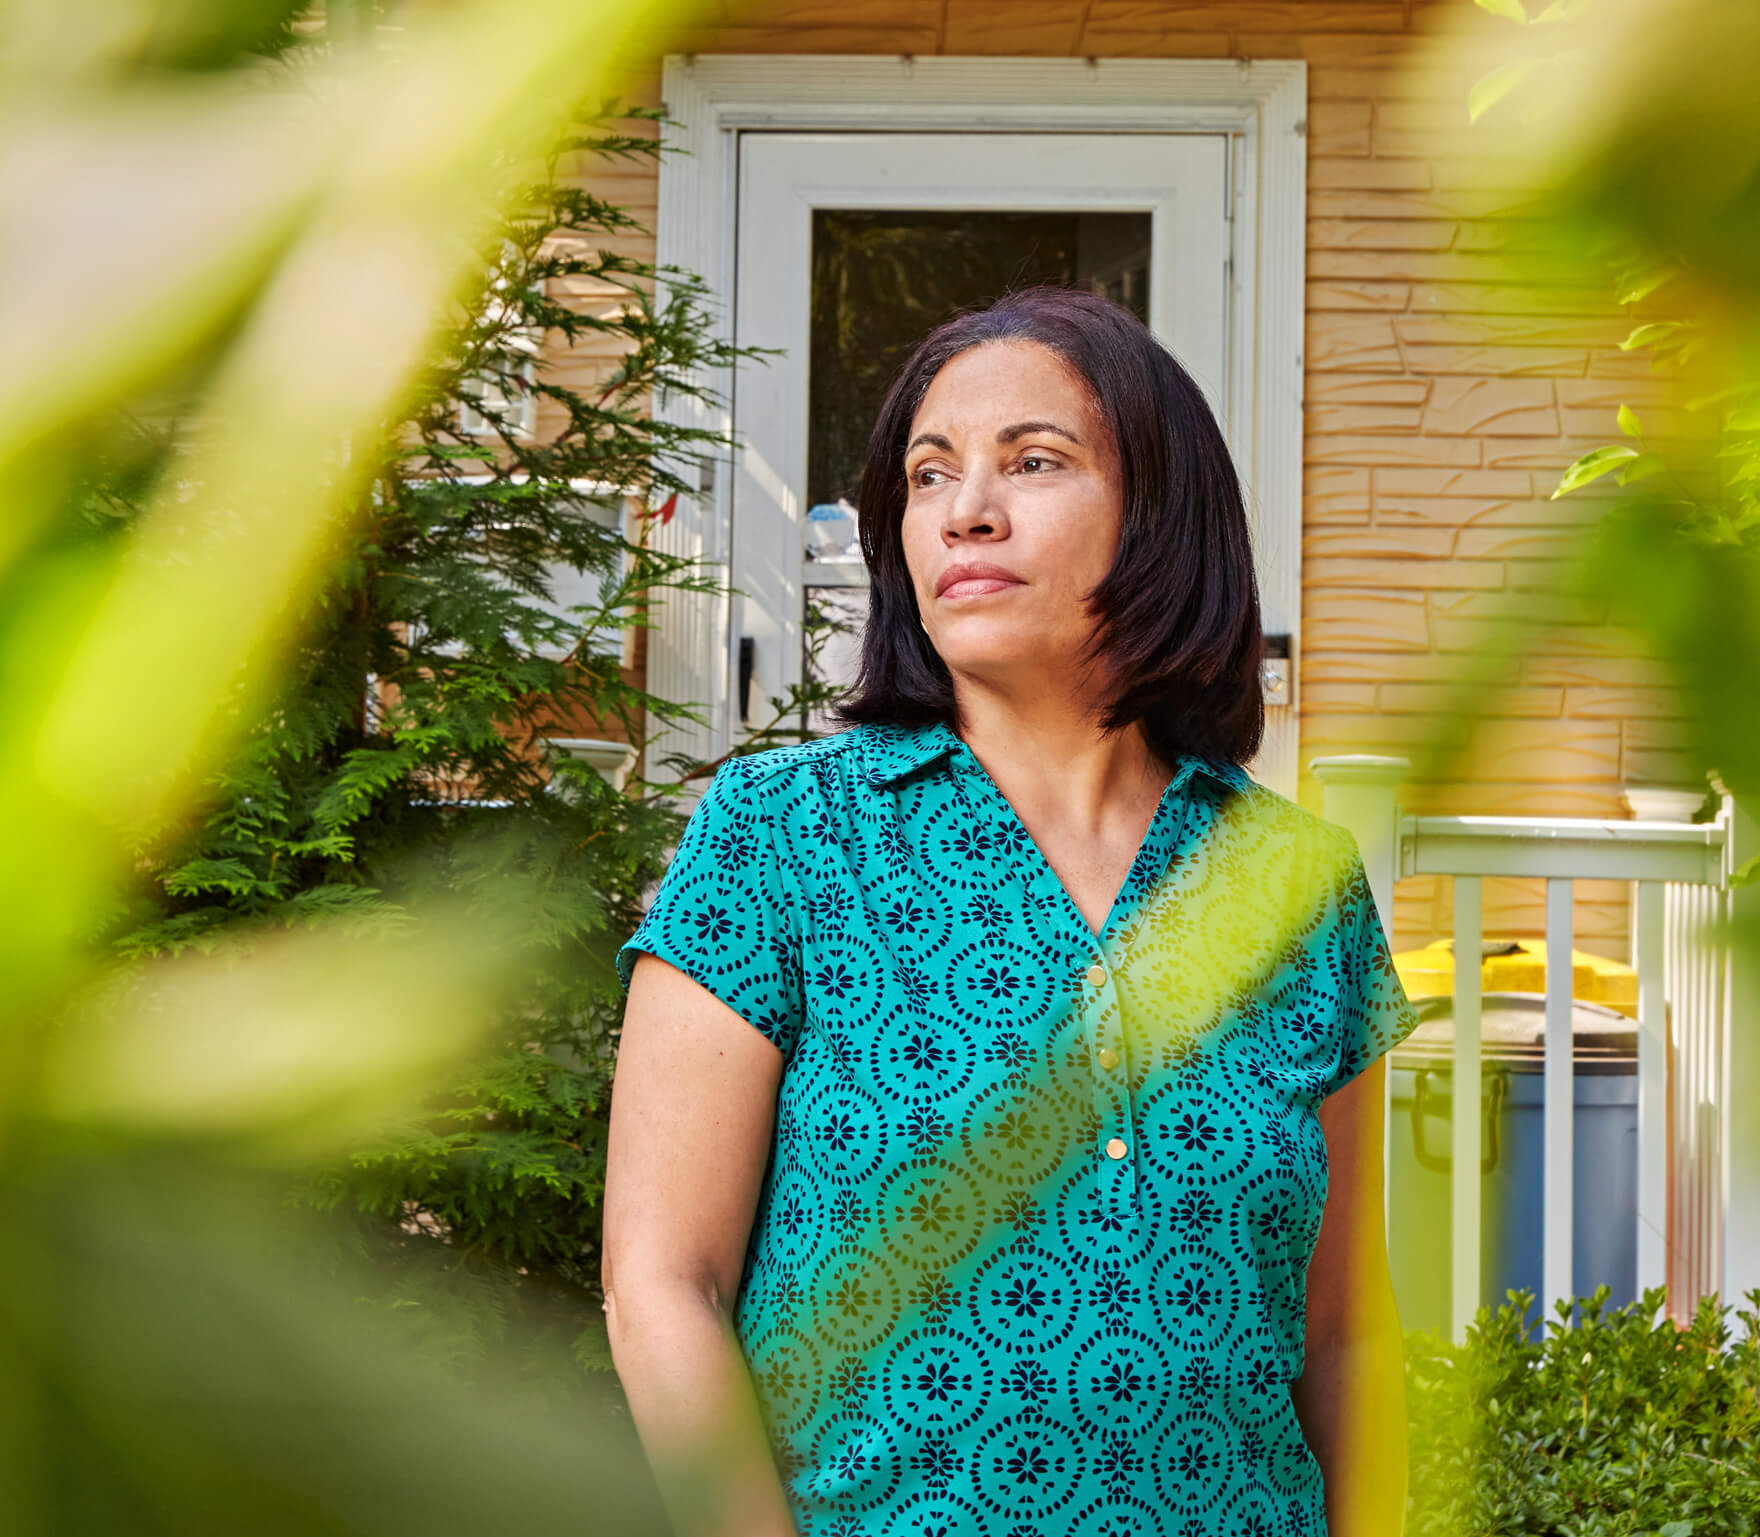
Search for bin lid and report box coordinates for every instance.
[1391,937,1639,1019]
[1390,990,1638,1070]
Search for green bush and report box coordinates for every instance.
[1405,1284,1760,1537]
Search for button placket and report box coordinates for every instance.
[1083,954,1137,1212]
[950,746,1190,1219]
[1084,788,1212,1215]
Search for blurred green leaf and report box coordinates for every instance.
[0,1153,668,1537]
[38,899,524,1160]
[1618,402,1644,437]
[1551,443,1640,496]
[1618,266,1681,304]
[1622,320,1687,350]
[1616,451,1668,485]
[1475,0,1532,22]
[1470,58,1541,121]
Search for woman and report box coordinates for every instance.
[602,286,1420,1537]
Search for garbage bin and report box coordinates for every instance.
[1386,988,1639,1342]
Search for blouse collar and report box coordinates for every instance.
[856,718,1256,799]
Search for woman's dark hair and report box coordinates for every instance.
[830,284,1265,769]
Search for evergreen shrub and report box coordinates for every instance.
[1404,1284,1760,1537]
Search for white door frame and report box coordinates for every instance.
[649,54,1308,796]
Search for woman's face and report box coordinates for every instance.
[900,338,1123,692]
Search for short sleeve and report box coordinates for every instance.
[615,759,805,1058]
[1323,836,1422,1099]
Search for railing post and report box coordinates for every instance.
[1714,773,1760,1340]
[1310,754,1410,1252]
[1308,755,1409,933]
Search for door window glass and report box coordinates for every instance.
[807,209,1151,515]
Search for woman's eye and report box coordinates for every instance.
[1018,454,1058,474]
[909,465,945,488]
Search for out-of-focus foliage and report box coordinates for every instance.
[1395,6,1760,1520]
[0,0,717,1531]
[80,88,845,1410]
[97,104,763,1391]
[1404,1285,1760,1537]
[1402,0,1760,824]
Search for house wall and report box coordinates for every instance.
[563,0,1702,962]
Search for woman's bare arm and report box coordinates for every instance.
[1291,1055,1410,1537]
[602,951,796,1537]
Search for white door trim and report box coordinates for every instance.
[734,131,1230,751]
[649,54,1308,793]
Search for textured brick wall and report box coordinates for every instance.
[576,0,1697,961]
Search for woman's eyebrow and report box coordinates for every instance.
[997,419,1081,446]
[905,431,954,455]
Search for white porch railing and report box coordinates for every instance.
[1309,754,1756,1346]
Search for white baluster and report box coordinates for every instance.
[1635,879,1668,1299]
[1451,876,1483,1347]
[1544,877,1576,1327]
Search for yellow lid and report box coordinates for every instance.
[1391,938,1638,1020]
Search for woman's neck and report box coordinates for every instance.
[949,687,1172,836]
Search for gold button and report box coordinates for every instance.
[1085,963,1107,988]
[1097,1046,1120,1071]
[1105,1136,1128,1160]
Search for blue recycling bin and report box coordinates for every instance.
[1386,991,1640,1342]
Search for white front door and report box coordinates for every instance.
[728,130,1231,747]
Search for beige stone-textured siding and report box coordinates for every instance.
[573,0,1696,961]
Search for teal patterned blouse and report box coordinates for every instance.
[615,717,1420,1537]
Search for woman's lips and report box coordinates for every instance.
[939,577,1023,599]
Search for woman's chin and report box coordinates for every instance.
[935,636,1070,680]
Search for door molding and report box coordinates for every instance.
[649,54,1308,794]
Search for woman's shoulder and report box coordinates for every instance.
[693,730,870,872]
[713,725,868,790]
[1202,768,1362,887]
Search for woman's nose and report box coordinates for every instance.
[945,459,1006,538]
